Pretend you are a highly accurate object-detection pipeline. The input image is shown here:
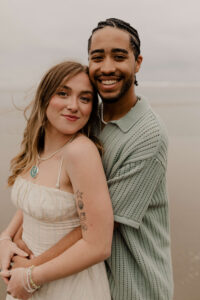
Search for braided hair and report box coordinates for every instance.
[88,18,141,85]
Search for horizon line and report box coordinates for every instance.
[0,81,200,91]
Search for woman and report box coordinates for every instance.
[0,61,113,299]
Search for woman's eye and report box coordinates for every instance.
[80,97,90,103]
[57,91,68,97]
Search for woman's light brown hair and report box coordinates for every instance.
[8,61,102,186]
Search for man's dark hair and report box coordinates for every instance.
[88,18,141,85]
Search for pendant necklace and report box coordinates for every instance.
[30,136,74,179]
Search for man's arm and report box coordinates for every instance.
[12,226,82,268]
[13,225,33,257]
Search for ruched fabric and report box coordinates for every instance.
[6,176,111,300]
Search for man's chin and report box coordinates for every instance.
[99,93,121,104]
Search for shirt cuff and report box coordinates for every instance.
[114,215,140,229]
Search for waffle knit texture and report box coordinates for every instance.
[98,97,173,300]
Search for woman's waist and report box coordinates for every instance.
[22,213,80,255]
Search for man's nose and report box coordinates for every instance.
[100,57,116,74]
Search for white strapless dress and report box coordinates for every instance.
[7,176,111,300]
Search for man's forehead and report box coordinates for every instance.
[89,26,131,52]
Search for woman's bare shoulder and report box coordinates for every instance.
[63,134,100,163]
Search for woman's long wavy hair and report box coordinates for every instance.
[8,61,102,186]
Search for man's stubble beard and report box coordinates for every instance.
[100,75,134,104]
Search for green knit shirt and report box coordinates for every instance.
[98,97,173,300]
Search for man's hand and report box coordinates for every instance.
[13,225,34,259]
[12,256,32,269]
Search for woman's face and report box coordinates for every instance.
[46,72,94,136]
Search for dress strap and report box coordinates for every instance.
[56,157,64,189]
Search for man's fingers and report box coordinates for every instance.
[15,240,33,257]
[14,247,29,258]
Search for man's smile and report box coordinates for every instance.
[95,75,123,90]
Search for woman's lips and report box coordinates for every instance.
[62,114,79,121]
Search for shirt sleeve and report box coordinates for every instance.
[107,157,165,229]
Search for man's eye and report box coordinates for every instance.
[115,55,126,60]
[91,56,103,61]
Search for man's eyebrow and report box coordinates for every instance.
[90,48,129,55]
[111,48,128,54]
[90,49,104,55]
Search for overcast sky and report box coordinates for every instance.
[0,0,200,89]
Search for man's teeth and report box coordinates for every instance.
[102,80,117,85]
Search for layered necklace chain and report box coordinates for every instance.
[30,136,74,179]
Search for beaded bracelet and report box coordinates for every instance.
[23,268,35,294]
[22,266,41,294]
[28,266,41,291]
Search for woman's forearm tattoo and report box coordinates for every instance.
[76,190,88,231]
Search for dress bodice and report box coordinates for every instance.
[11,176,80,255]
[12,176,79,222]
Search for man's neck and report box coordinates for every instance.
[102,93,138,123]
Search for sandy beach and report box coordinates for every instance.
[0,86,200,300]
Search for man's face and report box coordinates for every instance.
[88,26,141,103]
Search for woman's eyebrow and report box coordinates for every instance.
[80,91,93,95]
[59,85,71,90]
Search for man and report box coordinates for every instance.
[1,18,173,300]
[87,18,173,300]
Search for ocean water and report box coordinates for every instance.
[0,84,200,300]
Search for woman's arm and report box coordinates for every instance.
[31,136,113,285]
[0,209,23,240]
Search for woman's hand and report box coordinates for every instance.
[0,239,28,284]
[0,268,32,300]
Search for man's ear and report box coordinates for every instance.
[135,55,143,73]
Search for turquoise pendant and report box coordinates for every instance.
[30,166,39,178]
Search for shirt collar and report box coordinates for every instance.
[108,96,151,133]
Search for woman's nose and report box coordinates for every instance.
[66,97,78,112]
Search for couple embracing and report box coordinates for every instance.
[0,18,173,300]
